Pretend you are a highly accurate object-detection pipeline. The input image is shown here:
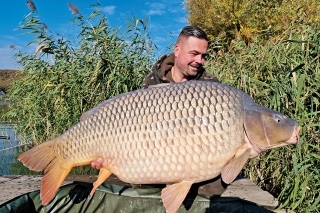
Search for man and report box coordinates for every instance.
[141,25,219,88]
[141,26,225,197]
[92,26,226,196]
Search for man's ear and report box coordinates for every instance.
[174,44,179,57]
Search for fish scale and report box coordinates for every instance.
[18,81,300,213]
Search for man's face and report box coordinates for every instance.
[174,36,208,78]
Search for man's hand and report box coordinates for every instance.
[91,157,103,170]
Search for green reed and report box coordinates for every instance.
[207,24,320,212]
[3,2,155,145]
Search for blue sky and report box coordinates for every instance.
[0,0,188,70]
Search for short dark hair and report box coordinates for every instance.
[178,26,209,42]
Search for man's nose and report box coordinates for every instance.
[195,54,205,64]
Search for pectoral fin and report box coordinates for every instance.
[161,180,193,213]
[90,167,112,195]
[221,145,251,184]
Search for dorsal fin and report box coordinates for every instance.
[80,109,94,122]
[147,83,171,88]
[80,101,107,121]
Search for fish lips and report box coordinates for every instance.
[284,125,300,145]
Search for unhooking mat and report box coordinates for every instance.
[0,181,274,213]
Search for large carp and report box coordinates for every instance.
[18,81,300,213]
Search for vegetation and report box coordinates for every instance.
[185,0,320,46]
[3,2,155,144]
[2,1,319,212]
[207,24,320,212]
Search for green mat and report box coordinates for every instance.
[0,181,274,213]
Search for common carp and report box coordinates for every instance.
[18,81,300,213]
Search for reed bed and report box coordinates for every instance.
[207,25,320,212]
[2,2,155,176]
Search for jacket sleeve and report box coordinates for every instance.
[201,71,220,83]
[141,72,156,88]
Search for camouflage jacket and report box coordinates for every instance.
[141,53,219,88]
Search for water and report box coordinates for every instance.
[0,123,27,175]
[0,101,33,175]
[0,99,28,174]
[0,121,97,176]
[0,99,97,177]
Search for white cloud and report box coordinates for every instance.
[146,3,165,16]
[102,6,116,15]
[148,3,166,9]
[147,10,165,16]
[0,40,37,70]
[0,35,18,42]
[0,47,21,70]
[177,17,188,24]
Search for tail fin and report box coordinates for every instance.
[18,139,73,205]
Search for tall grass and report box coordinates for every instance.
[207,24,320,212]
[3,2,155,145]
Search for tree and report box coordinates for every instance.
[185,0,320,45]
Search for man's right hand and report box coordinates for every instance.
[91,157,103,170]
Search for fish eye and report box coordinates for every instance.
[274,115,281,123]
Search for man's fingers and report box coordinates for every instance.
[91,158,104,170]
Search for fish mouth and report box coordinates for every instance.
[284,126,300,145]
[269,125,301,148]
[244,125,300,157]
